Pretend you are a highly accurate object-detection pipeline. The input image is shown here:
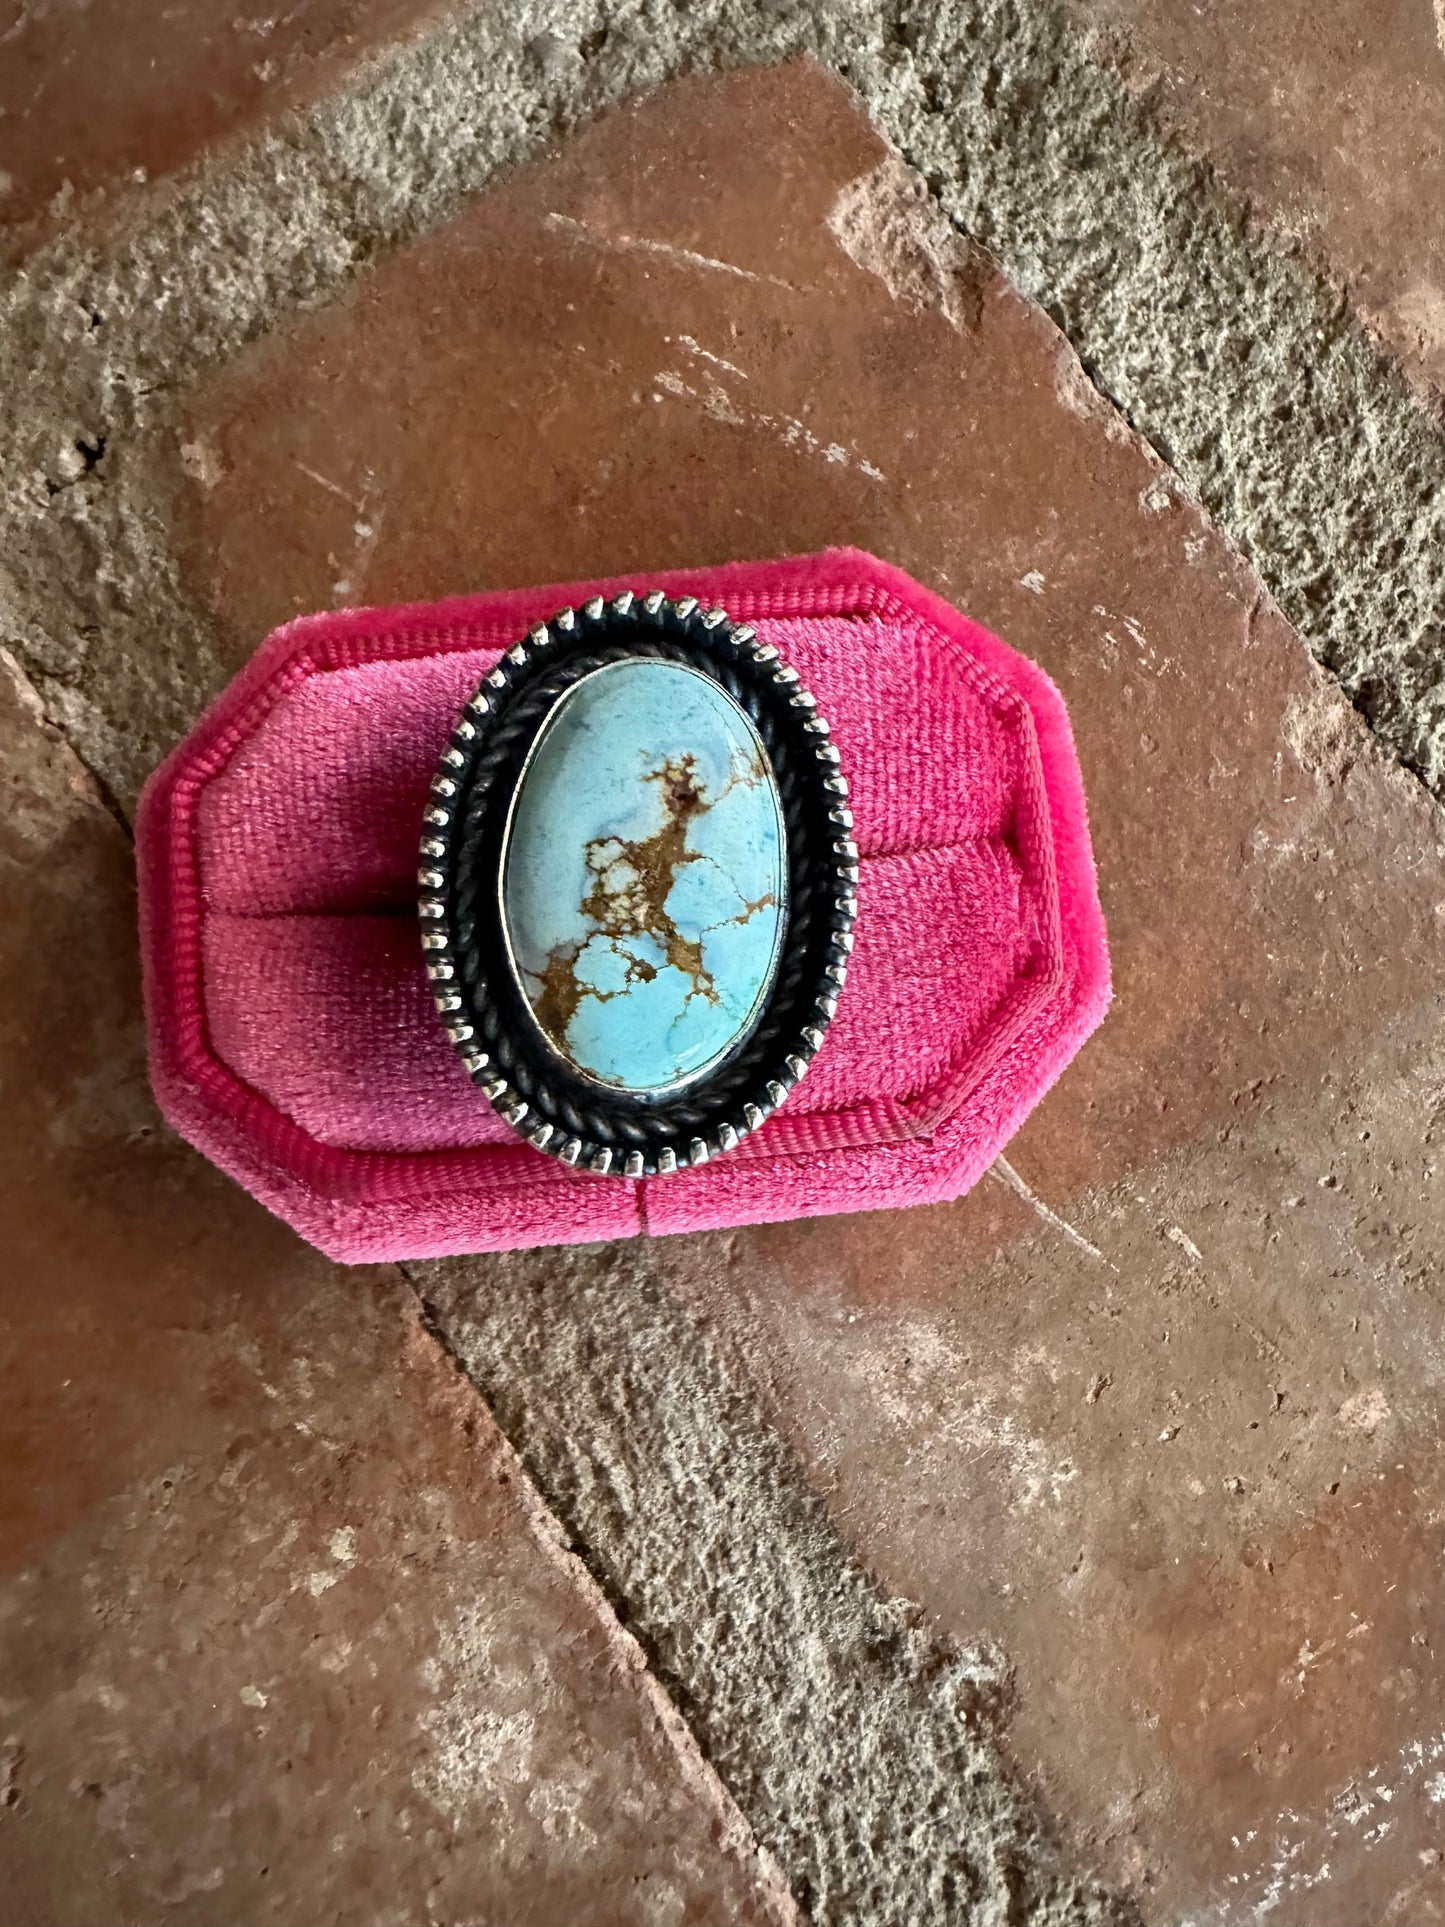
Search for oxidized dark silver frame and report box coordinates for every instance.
[419,591,857,1177]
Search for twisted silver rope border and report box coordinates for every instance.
[418,590,857,1178]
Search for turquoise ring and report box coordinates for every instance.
[419,590,857,1176]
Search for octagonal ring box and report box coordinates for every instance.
[136,549,1110,1263]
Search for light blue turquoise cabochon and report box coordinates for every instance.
[500,659,786,1094]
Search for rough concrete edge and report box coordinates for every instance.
[4,595,797,1918]
[876,1,1445,797]
[1,0,1445,805]
[0,644,134,842]
[403,1288,803,1923]
[404,1245,1140,1927]
[0,1,1439,1918]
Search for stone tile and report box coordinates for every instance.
[1072,0,1445,393]
[0,655,792,1923]
[167,61,898,660]
[0,0,449,261]
[165,60,1445,1921]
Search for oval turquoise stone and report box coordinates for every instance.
[500,659,786,1095]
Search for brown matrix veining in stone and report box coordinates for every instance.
[501,661,786,1094]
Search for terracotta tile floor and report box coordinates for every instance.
[0,656,794,1924]
[166,60,1445,1917]
[0,0,452,262]
[1071,0,1445,394]
[6,22,1445,1927]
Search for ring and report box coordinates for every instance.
[419,590,858,1176]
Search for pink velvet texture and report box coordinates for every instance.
[136,549,1110,1261]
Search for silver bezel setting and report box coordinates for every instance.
[419,591,857,1177]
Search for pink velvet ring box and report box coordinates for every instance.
[136,549,1110,1263]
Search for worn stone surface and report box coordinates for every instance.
[1072,0,1445,395]
[414,1243,1129,1927]
[8,6,1445,1925]
[0,0,450,261]
[6,0,1445,817]
[154,57,1445,1923]
[0,651,795,1924]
